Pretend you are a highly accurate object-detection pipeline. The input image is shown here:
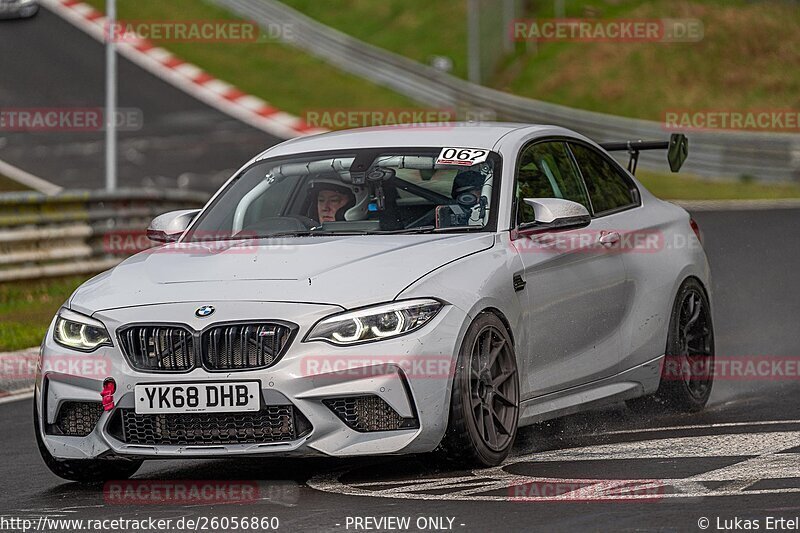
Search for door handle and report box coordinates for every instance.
[599,231,621,247]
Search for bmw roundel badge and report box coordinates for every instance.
[195,305,215,318]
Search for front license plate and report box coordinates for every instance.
[134,382,260,414]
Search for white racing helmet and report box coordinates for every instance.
[307,176,370,221]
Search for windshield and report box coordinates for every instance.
[185,147,500,241]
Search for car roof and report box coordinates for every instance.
[254,122,569,160]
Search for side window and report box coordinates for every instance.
[569,143,638,215]
[515,141,590,225]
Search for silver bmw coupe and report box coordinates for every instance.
[35,124,713,481]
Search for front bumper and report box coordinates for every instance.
[36,300,467,460]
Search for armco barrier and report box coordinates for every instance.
[210,0,800,182]
[0,189,208,282]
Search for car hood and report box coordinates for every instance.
[70,233,495,314]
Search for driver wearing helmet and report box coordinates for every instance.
[308,179,356,223]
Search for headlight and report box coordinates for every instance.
[53,309,112,352]
[306,299,443,345]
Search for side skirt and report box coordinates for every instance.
[518,354,663,427]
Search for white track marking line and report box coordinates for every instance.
[691,454,800,482]
[591,419,800,436]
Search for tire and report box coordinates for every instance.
[627,278,714,413]
[438,312,519,467]
[34,401,142,483]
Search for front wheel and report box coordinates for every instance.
[438,313,519,467]
[628,277,714,413]
[34,401,142,482]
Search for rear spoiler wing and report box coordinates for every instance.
[599,133,688,175]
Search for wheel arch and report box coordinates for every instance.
[476,307,515,350]
[673,274,713,318]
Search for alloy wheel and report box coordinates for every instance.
[467,325,519,452]
[675,288,714,400]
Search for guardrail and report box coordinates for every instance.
[211,0,800,182]
[0,189,208,282]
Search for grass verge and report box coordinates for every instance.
[280,0,470,79]
[0,276,88,352]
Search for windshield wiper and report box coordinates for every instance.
[432,225,486,233]
[364,226,436,234]
[365,225,485,235]
[248,229,372,239]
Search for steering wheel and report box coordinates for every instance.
[288,214,320,229]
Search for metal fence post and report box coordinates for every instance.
[105,0,117,192]
[467,0,481,85]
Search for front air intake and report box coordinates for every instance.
[51,401,103,436]
[323,395,418,432]
[108,406,312,445]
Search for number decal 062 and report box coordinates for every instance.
[436,147,489,167]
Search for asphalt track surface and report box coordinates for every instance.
[0,9,281,192]
[0,208,798,532]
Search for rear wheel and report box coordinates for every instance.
[34,401,142,482]
[628,278,714,412]
[438,313,519,467]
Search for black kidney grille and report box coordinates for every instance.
[118,326,194,371]
[114,406,308,445]
[202,323,292,370]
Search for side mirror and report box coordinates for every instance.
[146,209,200,243]
[518,198,591,234]
[667,133,688,172]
